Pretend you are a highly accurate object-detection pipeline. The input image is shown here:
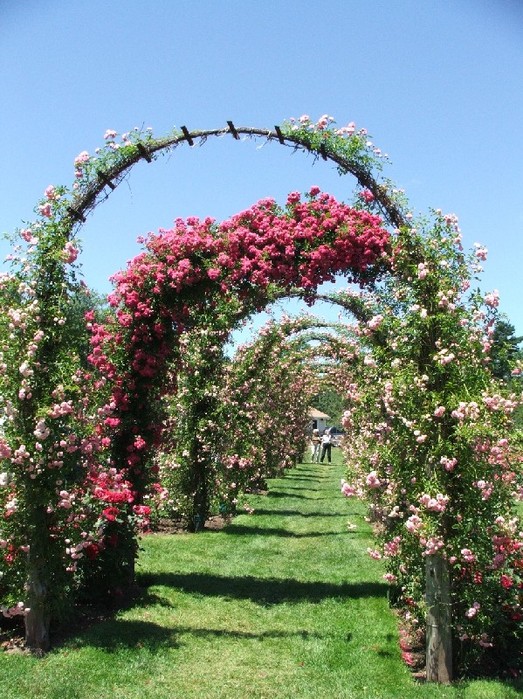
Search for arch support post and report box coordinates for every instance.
[425,553,453,683]
[24,506,52,653]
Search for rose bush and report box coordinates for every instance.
[1,115,519,683]
[338,208,523,677]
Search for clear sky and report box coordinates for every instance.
[1,0,522,338]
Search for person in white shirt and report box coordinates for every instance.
[320,428,333,463]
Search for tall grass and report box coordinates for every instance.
[0,451,521,698]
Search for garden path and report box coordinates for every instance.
[2,457,520,698]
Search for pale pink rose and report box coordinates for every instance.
[45,185,58,200]
[316,114,332,130]
[63,242,78,264]
[19,361,32,377]
[465,602,480,618]
[417,263,428,279]
[484,290,500,308]
[461,548,476,563]
[33,419,50,441]
[420,493,448,512]
[367,548,382,560]
[424,537,444,555]
[367,314,383,330]
[474,244,488,261]
[405,515,423,533]
[440,456,457,472]
[365,471,381,488]
[74,150,90,167]
[341,481,357,497]
[20,228,37,244]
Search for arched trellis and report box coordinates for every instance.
[4,150,393,654]
[1,118,521,685]
[91,189,389,523]
[155,312,362,534]
[63,121,407,234]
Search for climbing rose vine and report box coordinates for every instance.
[338,208,523,678]
[1,114,520,685]
[1,116,393,651]
[86,188,390,503]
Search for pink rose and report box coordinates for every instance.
[74,151,90,167]
[63,242,79,264]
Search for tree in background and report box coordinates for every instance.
[489,318,523,382]
[310,387,345,428]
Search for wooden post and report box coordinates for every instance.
[25,513,51,653]
[25,579,50,654]
[425,553,453,683]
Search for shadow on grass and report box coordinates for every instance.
[267,492,335,502]
[456,678,523,694]
[137,571,388,606]
[274,485,322,492]
[266,491,309,500]
[62,617,331,653]
[60,618,179,653]
[221,523,349,538]
[167,626,324,641]
[293,464,337,471]
[284,475,330,482]
[57,572,387,650]
[250,509,348,518]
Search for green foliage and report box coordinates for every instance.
[1,113,522,683]
[154,317,320,528]
[489,318,523,381]
[339,208,523,678]
[65,287,111,367]
[280,115,385,177]
[1,461,521,698]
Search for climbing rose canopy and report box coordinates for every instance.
[85,189,390,486]
[91,189,390,388]
[109,189,389,315]
[3,115,520,679]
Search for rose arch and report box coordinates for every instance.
[89,188,388,509]
[0,117,521,683]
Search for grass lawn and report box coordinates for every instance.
[0,451,521,698]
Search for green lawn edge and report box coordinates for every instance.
[1,455,521,699]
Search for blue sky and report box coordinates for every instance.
[1,0,522,338]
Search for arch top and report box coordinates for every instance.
[65,119,408,235]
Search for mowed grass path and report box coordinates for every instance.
[1,455,521,698]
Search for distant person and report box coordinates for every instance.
[320,428,333,463]
[310,429,321,462]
